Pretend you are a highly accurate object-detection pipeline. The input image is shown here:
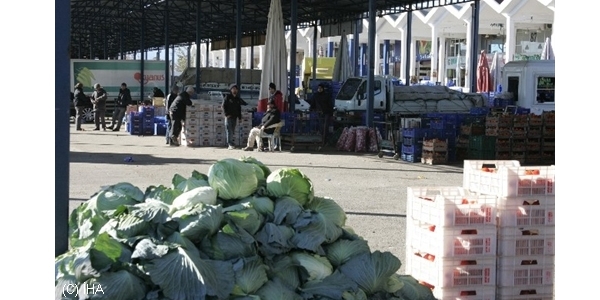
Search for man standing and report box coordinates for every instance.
[165,86,179,145]
[309,83,334,143]
[243,100,281,151]
[168,86,194,146]
[222,84,247,149]
[73,83,89,131]
[108,83,131,131]
[91,83,108,131]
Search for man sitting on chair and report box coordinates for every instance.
[243,100,281,151]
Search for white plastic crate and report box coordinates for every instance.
[497,256,554,287]
[465,165,555,197]
[497,196,555,227]
[407,221,497,257]
[407,187,498,227]
[431,286,495,300]
[497,226,555,256]
[463,160,521,193]
[407,253,496,289]
[496,285,554,300]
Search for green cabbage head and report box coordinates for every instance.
[208,158,258,200]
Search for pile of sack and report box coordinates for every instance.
[336,126,382,152]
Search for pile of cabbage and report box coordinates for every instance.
[56,157,436,300]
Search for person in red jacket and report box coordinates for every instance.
[268,82,283,109]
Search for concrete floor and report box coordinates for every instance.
[68,123,465,275]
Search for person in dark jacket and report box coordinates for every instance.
[73,83,89,131]
[165,86,179,145]
[153,87,165,98]
[309,83,334,144]
[91,83,108,131]
[222,84,248,149]
[168,86,194,146]
[107,82,132,131]
[242,100,281,151]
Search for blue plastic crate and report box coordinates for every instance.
[142,127,154,136]
[155,123,167,136]
[493,98,515,107]
[129,112,142,122]
[154,116,167,124]
[470,107,490,115]
[403,136,424,146]
[430,120,446,130]
[402,154,421,163]
[402,144,423,155]
[402,128,431,139]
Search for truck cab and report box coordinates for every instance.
[501,60,555,115]
[335,75,400,112]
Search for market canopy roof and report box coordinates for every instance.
[70,0,472,58]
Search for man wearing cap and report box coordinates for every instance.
[222,84,248,149]
[165,86,179,145]
[107,83,132,131]
[168,86,194,146]
[91,83,108,131]
[243,100,281,151]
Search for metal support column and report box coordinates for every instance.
[236,0,243,87]
[172,44,175,80]
[354,18,360,76]
[250,35,255,69]
[289,0,298,112]
[405,11,412,86]
[140,0,145,102]
[470,0,480,92]
[206,40,210,67]
[366,0,375,127]
[195,3,201,92]
[383,39,390,75]
[360,43,367,76]
[225,39,231,68]
[187,42,191,68]
[164,0,170,93]
[103,29,108,59]
[312,23,317,82]
[120,25,124,60]
[56,0,70,257]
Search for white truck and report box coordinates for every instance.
[70,59,167,122]
[334,75,484,115]
[501,60,555,115]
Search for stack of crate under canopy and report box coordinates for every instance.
[182,102,252,147]
[463,160,555,300]
[406,186,498,300]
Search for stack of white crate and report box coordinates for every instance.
[463,161,555,300]
[182,102,252,147]
[406,186,498,300]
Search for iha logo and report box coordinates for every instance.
[62,283,105,298]
[134,73,165,84]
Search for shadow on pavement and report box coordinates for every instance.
[70,151,217,166]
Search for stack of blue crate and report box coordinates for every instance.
[400,128,431,162]
[140,106,155,136]
[127,112,143,135]
[421,113,463,161]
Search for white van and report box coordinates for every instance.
[501,60,555,115]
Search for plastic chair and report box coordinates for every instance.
[256,120,285,151]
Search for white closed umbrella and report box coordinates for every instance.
[332,33,353,82]
[540,37,555,60]
[489,52,504,93]
[259,0,288,104]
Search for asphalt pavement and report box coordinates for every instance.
[68,123,465,274]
